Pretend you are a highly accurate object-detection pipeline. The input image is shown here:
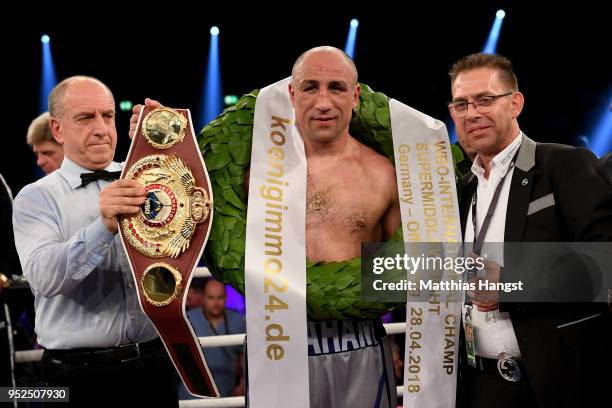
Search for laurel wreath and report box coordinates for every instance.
[198,83,465,320]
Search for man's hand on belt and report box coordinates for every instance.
[129,98,163,140]
[467,255,501,312]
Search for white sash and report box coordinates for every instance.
[245,77,310,407]
[390,99,463,408]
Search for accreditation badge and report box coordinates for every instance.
[463,304,477,368]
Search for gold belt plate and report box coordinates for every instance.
[121,154,211,258]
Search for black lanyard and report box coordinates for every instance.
[470,148,520,257]
[208,311,229,336]
[465,149,520,309]
[207,311,238,361]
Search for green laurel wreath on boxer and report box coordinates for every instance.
[198,84,466,320]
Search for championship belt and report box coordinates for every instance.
[119,106,219,398]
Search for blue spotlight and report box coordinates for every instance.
[40,33,57,113]
[199,27,223,130]
[483,10,505,54]
[448,123,457,144]
[589,89,612,157]
[344,18,359,59]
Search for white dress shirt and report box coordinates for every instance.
[12,157,156,349]
[464,133,523,358]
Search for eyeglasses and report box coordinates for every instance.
[448,92,513,117]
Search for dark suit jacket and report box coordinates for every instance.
[458,134,612,408]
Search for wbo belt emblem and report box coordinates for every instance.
[143,187,177,226]
[121,154,211,258]
[142,107,187,150]
[497,355,522,382]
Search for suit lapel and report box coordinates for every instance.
[505,134,536,243]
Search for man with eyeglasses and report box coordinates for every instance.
[448,53,612,408]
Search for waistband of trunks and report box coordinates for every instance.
[307,318,386,356]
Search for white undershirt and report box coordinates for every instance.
[463,132,523,358]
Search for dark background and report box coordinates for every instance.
[4,2,610,194]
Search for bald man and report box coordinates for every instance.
[13,76,178,406]
[179,279,245,399]
[289,48,399,407]
[131,46,402,408]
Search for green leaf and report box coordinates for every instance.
[335,296,358,311]
[360,99,376,126]
[201,124,221,138]
[372,92,389,107]
[235,110,253,125]
[307,298,330,319]
[228,238,245,253]
[204,151,232,171]
[375,107,391,128]
[210,144,229,154]
[215,174,231,189]
[360,82,373,93]
[229,219,246,240]
[227,162,245,177]
[228,140,251,165]
[306,282,324,298]
[333,273,355,291]
[314,271,339,288]
[221,215,237,231]
[229,124,249,133]
[222,188,247,210]
[228,175,244,186]
[216,204,242,217]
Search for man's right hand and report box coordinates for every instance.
[466,254,501,312]
[99,179,147,233]
[129,98,163,139]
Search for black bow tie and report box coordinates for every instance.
[79,170,122,187]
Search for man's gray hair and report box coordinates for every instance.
[48,75,114,118]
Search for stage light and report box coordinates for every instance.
[119,101,133,112]
[483,10,506,54]
[589,90,612,157]
[37,34,57,177]
[344,18,359,59]
[224,95,238,106]
[40,35,57,114]
[198,27,223,129]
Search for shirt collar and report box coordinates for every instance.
[471,131,523,179]
[59,157,122,189]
